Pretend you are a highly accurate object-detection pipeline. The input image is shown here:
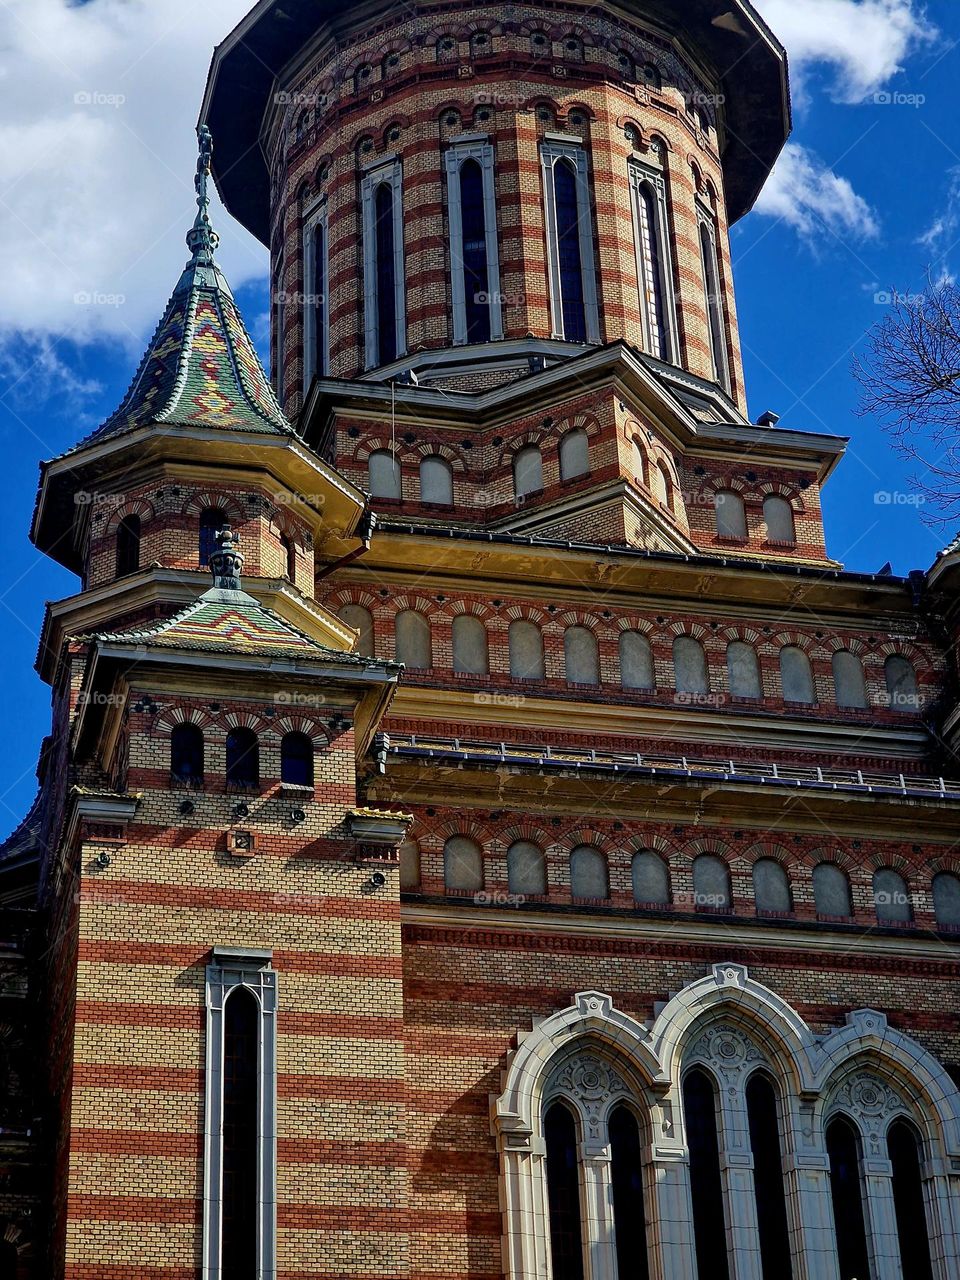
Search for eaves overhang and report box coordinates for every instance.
[200,0,790,241]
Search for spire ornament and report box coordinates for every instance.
[186,125,220,265]
[209,526,244,591]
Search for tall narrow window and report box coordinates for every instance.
[115,514,141,578]
[833,650,868,709]
[726,641,761,698]
[509,619,545,680]
[204,954,276,1279]
[448,154,499,344]
[368,450,402,499]
[813,862,852,919]
[620,631,654,690]
[171,723,204,783]
[452,614,488,675]
[763,495,795,545]
[873,867,912,924]
[541,143,599,343]
[714,490,746,539]
[683,1069,730,1280]
[888,1120,933,1280]
[753,859,791,915]
[279,532,296,582]
[632,850,670,906]
[570,845,608,899]
[558,429,589,481]
[933,871,960,929]
[419,456,454,504]
[699,213,729,391]
[362,161,405,368]
[226,728,259,789]
[303,208,328,388]
[780,646,815,704]
[885,655,919,713]
[280,731,313,787]
[339,604,374,657]
[630,165,675,361]
[199,507,227,567]
[746,1074,793,1279]
[514,445,543,499]
[507,841,547,896]
[693,855,731,911]
[673,636,708,696]
[826,1117,870,1280]
[544,1103,584,1280]
[395,610,432,669]
[563,626,599,685]
[610,1105,649,1280]
[443,835,483,892]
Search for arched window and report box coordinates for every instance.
[375,181,398,364]
[656,462,674,511]
[620,631,654,690]
[199,507,227,567]
[115,514,141,578]
[700,216,729,390]
[693,854,731,911]
[443,835,483,892]
[399,840,421,891]
[885,655,919,713]
[419,455,453,504]
[354,63,372,95]
[570,845,608,899]
[826,1116,870,1280]
[225,728,259,788]
[813,862,852,919]
[558,429,589,481]
[458,158,492,343]
[673,636,708,696]
[562,35,584,60]
[339,604,374,657]
[303,213,327,386]
[763,495,796,544]
[714,490,746,539]
[452,614,488,675]
[683,1068,730,1280]
[632,850,670,906]
[507,841,547,896]
[631,438,646,482]
[368,449,401,499]
[888,1120,934,1280]
[933,871,960,929]
[633,179,670,359]
[873,867,912,924]
[280,731,313,787]
[279,532,296,581]
[726,641,761,699]
[780,645,815,704]
[617,50,637,80]
[641,62,662,91]
[554,158,587,342]
[509,619,545,680]
[544,1102,584,1280]
[222,986,259,1275]
[563,626,599,685]
[648,459,668,507]
[832,650,868,709]
[746,1075,793,1278]
[753,858,791,914]
[609,1105,650,1280]
[513,445,543,499]
[395,610,431,669]
[171,722,204,783]
[470,29,493,59]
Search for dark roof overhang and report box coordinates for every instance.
[201,0,790,241]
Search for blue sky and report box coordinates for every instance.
[0,0,956,828]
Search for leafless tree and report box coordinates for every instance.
[854,278,960,522]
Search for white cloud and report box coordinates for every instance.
[0,0,265,354]
[917,167,960,273]
[754,143,881,243]
[754,0,938,103]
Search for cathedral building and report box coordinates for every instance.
[4,0,960,1276]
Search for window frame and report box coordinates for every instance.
[361,156,406,369]
[444,136,504,344]
[540,136,600,343]
[697,204,730,392]
[628,159,678,363]
[302,199,330,390]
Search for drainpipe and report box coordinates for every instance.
[314,508,377,583]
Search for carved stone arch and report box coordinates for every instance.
[354,438,416,465]
[927,854,960,877]
[704,473,749,498]
[104,497,154,533]
[324,586,379,611]
[557,100,597,124]
[824,634,869,657]
[720,623,761,645]
[424,24,471,50]
[153,707,215,735]
[614,616,655,636]
[223,710,268,733]
[757,480,806,512]
[273,715,330,743]
[390,593,443,624]
[499,430,545,468]
[559,828,608,856]
[556,608,600,630]
[629,832,672,857]
[874,637,927,666]
[558,410,602,439]
[502,602,549,625]
[772,630,817,655]
[666,620,709,641]
[434,818,488,845]
[447,598,488,619]
[682,836,732,862]
[413,440,467,471]
[183,491,245,524]
[542,1042,649,1145]
[807,845,859,874]
[863,848,913,875]
[741,840,791,868]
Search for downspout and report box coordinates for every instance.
[314,508,376,583]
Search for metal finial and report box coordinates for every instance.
[209,525,244,590]
[186,125,220,264]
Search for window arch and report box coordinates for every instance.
[933,871,960,929]
[171,722,204,783]
[673,636,708,696]
[222,985,259,1274]
[419,455,453,504]
[746,1074,793,1278]
[509,619,545,680]
[752,858,791,914]
[279,532,296,581]
[395,610,432,669]
[631,173,672,360]
[888,1119,934,1280]
[457,157,493,343]
[692,854,731,911]
[452,614,488,675]
[714,490,746,539]
[683,1068,730,1280]
[885,654,919,713]
[544,1101,584,1279]
[353,63,373,95]
[339,604,374,657]
[507,840,547,896]
[541,141,600,344]
[780,645,815,704]
[368,449,401,499]
[873,867,912,924]
[374,181,398,363]
[620,630,654,690]
[609,1104,650,1280]
[444,835,483,891]
[115,514,141,578]
[763,495,796,544]
[699,215,729,391]
[280,731,314,787]
[399,839,421,890]
[826,1116,870,1280]
[555,158,586,341]
[726,641,761,699]
[469,29,494,59]
[199,507,227,567]
[640,62,662,91]
[570,845,609,899]
[632,850,670,906]
[813,862,852,918]
[563,626,599,685]
[832,650,868,709]
[225,728,259,788]
[558,428,589,481]
[513,445,543,499]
